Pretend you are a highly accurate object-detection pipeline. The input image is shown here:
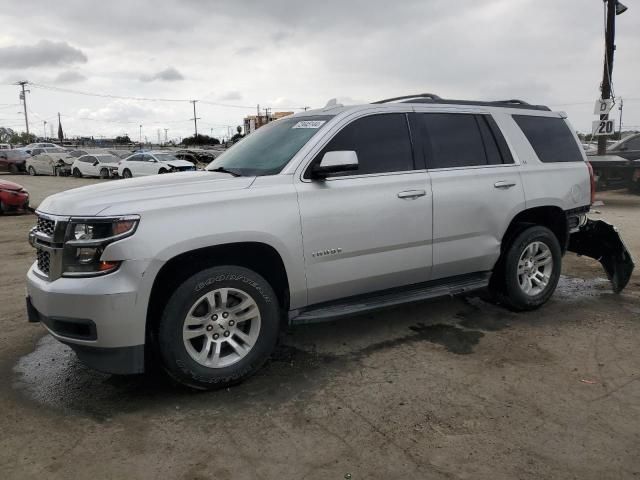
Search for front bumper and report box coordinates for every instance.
[568,219,635,293]
[26,259,152,374]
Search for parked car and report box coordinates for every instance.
[587,133,640,191]
[26,94,634,389]
[0,178,29,214]
[21,142,60,155]
[117,151,195,178]
[0,149,29,173]
[25,147,74,176]
[72,154,120,178]
[0,143,11,150]
[175,149,217,168]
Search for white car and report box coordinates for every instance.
[21,143,60,155]
[71,154,120,179]
[117,151,195,178]
[25,147,71,176]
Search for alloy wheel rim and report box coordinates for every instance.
[517,241,553,296]
[182,287,261,368]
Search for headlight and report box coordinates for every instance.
[62,215,139,277]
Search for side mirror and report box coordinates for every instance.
[93,161,99,166]
[311,151,359,179]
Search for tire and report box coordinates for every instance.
[159,168,168,174]
[0,200,5,215]
[492,226,561,311]
[28,166,36,176]
[73,168,82,178]
[122,169,132,179]
[158,265,280,390]
[100,168,110,179]
[8,164,18,174]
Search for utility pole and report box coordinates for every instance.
[597,0,627,154]
[17,81,30,135]
[190,100,200,137]
[164,128,168,145]
[139,125,142,145]
[43,120,47,140]
[617,97,624,138]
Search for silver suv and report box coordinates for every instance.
[26,94,634,389]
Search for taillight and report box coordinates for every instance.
[587,161,595,205]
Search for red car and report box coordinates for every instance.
[0,149,29,173]
[0,179,29,214]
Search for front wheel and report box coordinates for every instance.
[158,266,280,390]
[492,226,561,311]
[122,169,132,179]
[28,166,36,176]
[99,168,110,179]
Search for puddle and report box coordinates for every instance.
[555,276,611,301]
[11,293,548,418]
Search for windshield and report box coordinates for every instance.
[206,115,333,176]
[154,153,179,162]
[96,155,119,163]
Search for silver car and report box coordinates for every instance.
[26,95,634,389]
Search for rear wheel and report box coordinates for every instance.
[158,265,280,390]
[73,168,82,178]
[492,226,561,311]
[122,169,132,179]
[28,166,36,176]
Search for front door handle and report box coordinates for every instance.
[494,180,516,189]
[397,189,426,199]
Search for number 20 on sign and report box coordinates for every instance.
[592,119,616,136]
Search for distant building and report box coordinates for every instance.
[244,111,293,134]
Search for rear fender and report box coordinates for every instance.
[568,219,634,293]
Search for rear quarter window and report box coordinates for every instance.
[513,115,583,163]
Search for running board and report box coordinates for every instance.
[289,272,491,325]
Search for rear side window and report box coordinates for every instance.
[513,115,583,163]
[312,113,414,176]
[415,113,487,168]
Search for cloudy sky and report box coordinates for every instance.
[0,0,638,141]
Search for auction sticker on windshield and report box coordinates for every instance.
[292,121,326,129]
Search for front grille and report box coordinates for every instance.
[36,216,55,236]
[36,249,50,275]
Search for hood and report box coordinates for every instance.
[165,159,195,168]
[38,171,255,216]
[0,179,24,191]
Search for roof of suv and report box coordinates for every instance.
[295,94,554,118]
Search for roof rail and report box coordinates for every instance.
[378,95,550,111]
[372,93,442,104]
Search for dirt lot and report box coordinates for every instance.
[1,174,639,480]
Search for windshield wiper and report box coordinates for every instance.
[209,166,242,177]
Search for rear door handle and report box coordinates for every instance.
[397,189,426,199]
[494,181,516,189]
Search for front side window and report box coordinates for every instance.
[309,113,414,177]
[207,115,333,176]
[513,115,583,163]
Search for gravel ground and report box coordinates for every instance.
[0,175,638,479]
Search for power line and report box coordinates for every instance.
[29,81,307,110]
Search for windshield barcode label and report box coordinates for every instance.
[292,121,326,129]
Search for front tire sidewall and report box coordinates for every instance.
[502,226,561,311]
[28,166,36,176]
[158,266,280,390]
